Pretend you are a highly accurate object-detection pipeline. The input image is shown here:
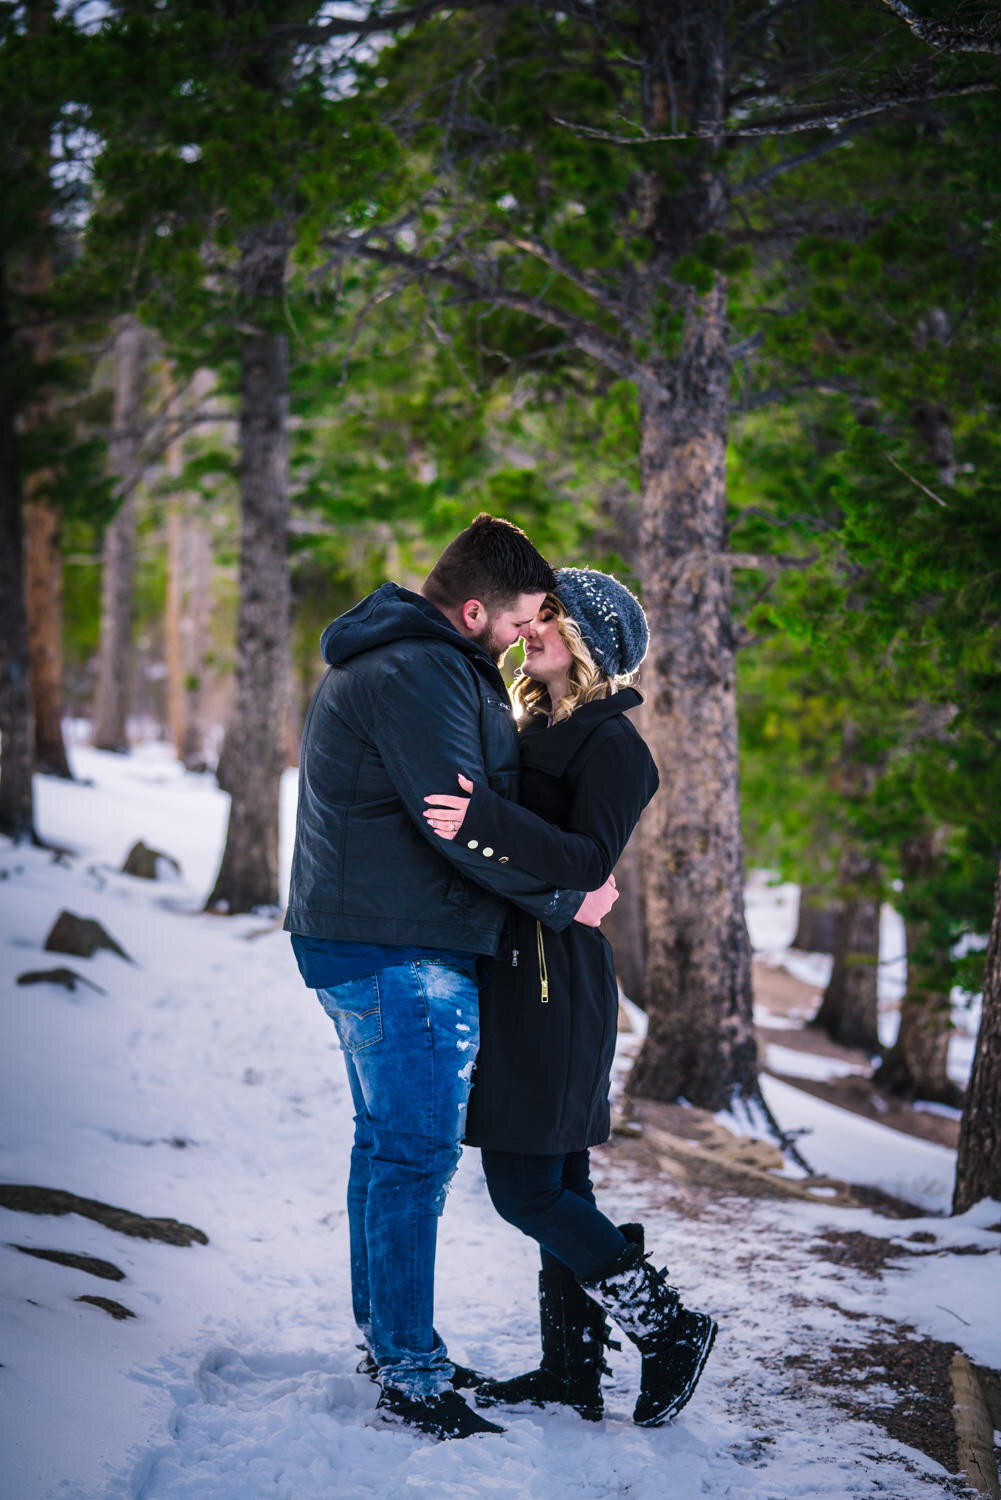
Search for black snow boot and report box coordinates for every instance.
[581,1233,717,1427]
[474,1260,611,1420]
[375,1385,504,1440]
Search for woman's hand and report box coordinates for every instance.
[423,774,474,840]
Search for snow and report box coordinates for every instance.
[745,872,981,1087]
[761,1044,869,1083]
[758,1078,959,1215]
[2,748,998,1498]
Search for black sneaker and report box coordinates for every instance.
[356,1344,486,1391]
[375,1385,504,1439]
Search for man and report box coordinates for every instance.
[285,515,616,1440]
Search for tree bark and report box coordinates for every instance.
[603,822,648,1010]
[93,317,146,752]
[627,0,759,1111]
[793,886,838,953]
[163,369,212,770]
[20,240,71,777]
[24,491,71,777]
[206,238,290,913]
[18,1,70,780]
[165,497,212,770]
[953,857,1001,1214]
[179,511,212,769]
[812,843,881,1052]
[0,254,36,841]
[874,831,958,1103]
[165,496,185,753]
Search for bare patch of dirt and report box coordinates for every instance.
[785,1333,964,1477]
[0,1185,208,1245]
[10,1245,125,1281]
[76,1295,135,1320]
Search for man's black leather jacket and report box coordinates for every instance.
[284,583,583,954]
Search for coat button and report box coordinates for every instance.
[482,847,494,858]
[499,856,509,863]
[466,839,478,850]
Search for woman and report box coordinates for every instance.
[423,568,717,1427]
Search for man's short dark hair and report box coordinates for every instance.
[423,513,555,610]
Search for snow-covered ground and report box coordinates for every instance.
[1,747,998,1499]
[744,873,981,1088]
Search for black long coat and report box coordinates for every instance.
[461,689,659,1155]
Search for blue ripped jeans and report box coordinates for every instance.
[317,962,479,1400]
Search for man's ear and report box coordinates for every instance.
[460,599,484,632]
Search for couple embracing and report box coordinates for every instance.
[285,515,717,1441]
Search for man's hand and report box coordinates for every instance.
[573,874,618,927]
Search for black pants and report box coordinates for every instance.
[480,1147,627,1282]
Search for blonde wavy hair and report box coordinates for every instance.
[511,593,637,724]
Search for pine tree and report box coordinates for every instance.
[317,0,996,1109]
[953,858,1001,1214]
[85,1,406,910]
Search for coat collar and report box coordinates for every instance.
[518,688,643,776]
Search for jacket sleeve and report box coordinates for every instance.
[458,726,659,889]
[370,649,584,931]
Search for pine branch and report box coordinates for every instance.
[732,375,865,413]
[552,79,996,144]
[878,0,1001,55]
[319,233,667,397]
[886,452,949,507]
[272,0,582,46]
[500,231,644,336]
[733,118,876,197]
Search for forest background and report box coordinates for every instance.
[1,0,999,1219]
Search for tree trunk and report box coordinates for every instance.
[603,822,648,1010]
[165,497,213,771]
[874,831,958,1103]
[19,3,71,780]
[812,844,881,1052]
[627,0,758,1111]
[162,370,212,770]
[0,254,36,841]
[206,238,290,913]
[24,492,71,777]
[165,496,186,753]
[793,886,838,953]
[93,317,146,752]
[953,857,1001,1214]
[19,234,71,779]
[180,510,212,769]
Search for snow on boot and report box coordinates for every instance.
[581,1240,717,1427]
[356,1343,486,1391]
[374,1385,504,1440]
[475,1261,610,1420]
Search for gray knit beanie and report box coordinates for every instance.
[553,567,649,677]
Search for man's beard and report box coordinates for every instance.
[472,621,512,665]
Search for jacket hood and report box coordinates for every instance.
[320,582,499,676]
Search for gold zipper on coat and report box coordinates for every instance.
[536,920,549,1003]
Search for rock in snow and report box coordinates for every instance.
[43,910,133,963]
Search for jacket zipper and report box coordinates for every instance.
[536,920,549,1004]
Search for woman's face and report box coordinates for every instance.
[522,601,573,689]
